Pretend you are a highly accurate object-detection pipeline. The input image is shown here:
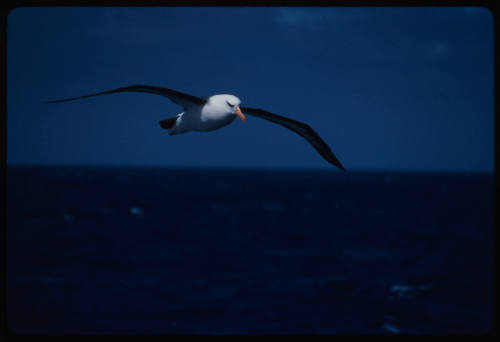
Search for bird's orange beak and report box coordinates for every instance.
[235,106,246,122]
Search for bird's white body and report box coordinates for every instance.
[169,94,241,135]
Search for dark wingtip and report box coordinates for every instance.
[336,163,346,172]
[328,155,346,172]
[41,99,71,104]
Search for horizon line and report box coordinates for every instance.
[5,162,494,174]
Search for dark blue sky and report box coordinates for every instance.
[7,7,493,171]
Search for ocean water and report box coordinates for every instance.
[6,166,494,334]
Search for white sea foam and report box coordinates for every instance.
[63,213,74,222]
[382,323,400,334]
[130,207,143,216]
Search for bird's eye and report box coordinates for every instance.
[226,100,235,108]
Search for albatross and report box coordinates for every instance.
[44,85,346,171]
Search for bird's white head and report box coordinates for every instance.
[210,94,246,122]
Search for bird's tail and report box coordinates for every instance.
[159,115,179,130]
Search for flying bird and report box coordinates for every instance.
[44,85,346,171]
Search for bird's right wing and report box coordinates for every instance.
[241,106,346,171]
[43,84,207,110]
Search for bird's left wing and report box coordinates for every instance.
[43,84,207,110]
[240,106,346,171]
